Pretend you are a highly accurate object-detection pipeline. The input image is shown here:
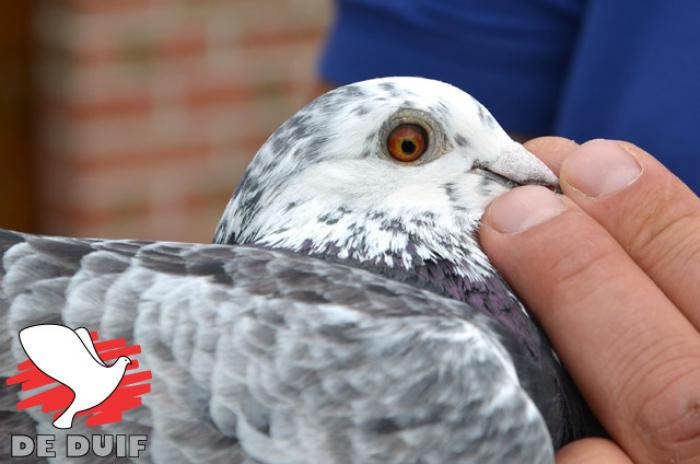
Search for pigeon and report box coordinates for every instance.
[0,77,600,463]
[17,324,131,429]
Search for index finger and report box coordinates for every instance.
[525,137,700,329]
[479,179,700,460]
[558,140,700,329]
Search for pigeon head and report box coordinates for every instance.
[114,356,131,368]
[215,77,557,282]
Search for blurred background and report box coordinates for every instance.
[0,1,331,242]
[2,2,698,244]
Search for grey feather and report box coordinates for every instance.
[1,231,551,463]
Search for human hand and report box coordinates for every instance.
[479,137,700,463]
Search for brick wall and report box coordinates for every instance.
[35,0,331,242]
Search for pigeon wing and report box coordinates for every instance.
[0,229,553,464]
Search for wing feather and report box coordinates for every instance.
[0,229,552,463]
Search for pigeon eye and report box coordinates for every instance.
[387,124,428,162]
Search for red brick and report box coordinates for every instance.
[66,33,207,66]
[62,0,151,15]
[42,188,231,239]
[67,141,212,174]
[240,28,325,48]
[186,81,298,108]
[44,94,152,120]
[34,0,331,241]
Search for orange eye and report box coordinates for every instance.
[387,124,428,162]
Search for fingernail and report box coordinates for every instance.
[563,140,642,197]
[485,185,566,233]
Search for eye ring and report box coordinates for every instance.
[387,123,428,162]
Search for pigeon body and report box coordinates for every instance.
[0,77,598,463]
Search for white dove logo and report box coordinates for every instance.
[18,324,131,429]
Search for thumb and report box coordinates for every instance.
[556,438,633,464]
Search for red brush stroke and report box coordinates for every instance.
[6,331,151,427]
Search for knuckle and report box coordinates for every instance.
[620,176,700,263]
[642,216,700,279]
[633,209,699,260]
[633,367,700,462]
[547,236,618,305]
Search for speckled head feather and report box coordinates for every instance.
[215,77,557,282]
[211,77,599,450]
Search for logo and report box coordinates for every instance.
[6,324,152,458]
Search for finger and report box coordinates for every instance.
[556,438,633,464]
[559,139,700,329]
[479,185,700,463]
[524,136,579,175]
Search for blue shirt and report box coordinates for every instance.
[319,0,700,193]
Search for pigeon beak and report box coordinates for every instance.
[478,144,559,189]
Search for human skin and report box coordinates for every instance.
[313,78,697,460]
[479,137,700,463]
